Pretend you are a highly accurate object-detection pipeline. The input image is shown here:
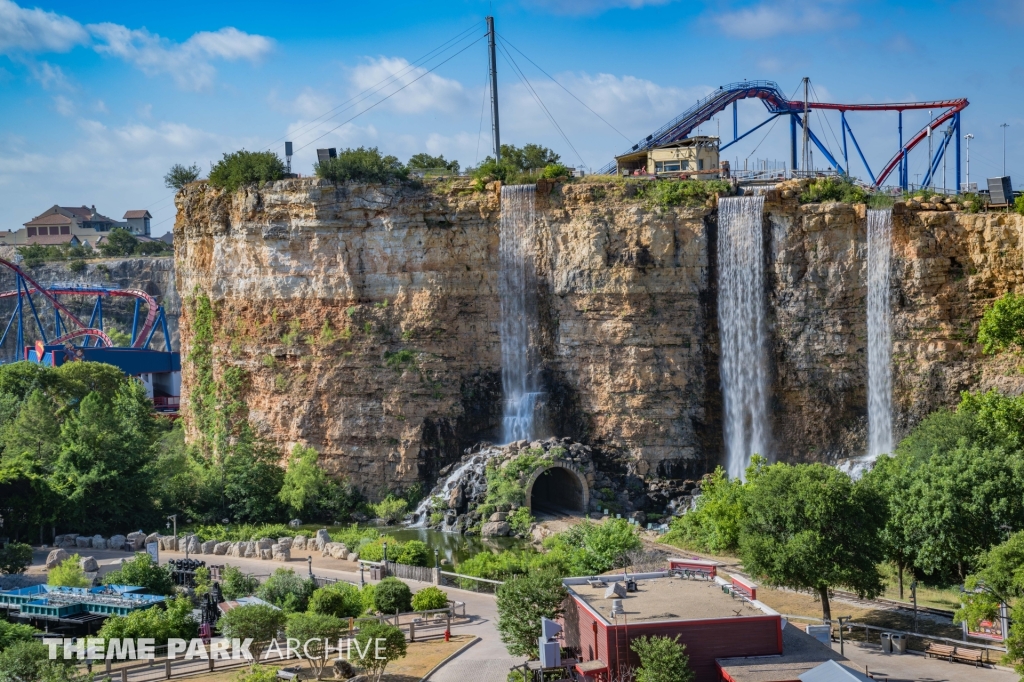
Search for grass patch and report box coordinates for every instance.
[635,179,732,208]
[799,176,868,204]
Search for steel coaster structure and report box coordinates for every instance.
[597,80,969,190]
[0,258,171,361]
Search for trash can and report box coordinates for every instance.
[880,632,893,654]
[806,625,832,646]
[891,633,907,655]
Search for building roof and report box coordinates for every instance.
[158,232,173,245]
[123,210,152,219]
[566,574,767,624]
[799,660,872,682]
[25,213,74,227]
[717,625,847,682]
[26,234,80,246]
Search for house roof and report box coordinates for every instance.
[26,234,81,246]
[158,233,173,245]
[718,626,848,682]
[25,213,74,227]
[123,210,152,219]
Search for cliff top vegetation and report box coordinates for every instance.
[208,150,287,193]
[314,147,408,184]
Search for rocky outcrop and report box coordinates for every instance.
[175,177,1024,495]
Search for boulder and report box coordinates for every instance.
[145,532,160,547]
[213,542,231,556]
[327,543,349,560]
[200,540,217,554]
[256,538,274,551]
[348,553,359,563]
[288,519,302,529]
[332,659,357,679]
[45,549,70,570]
[272,544,290,561]
[92,535,107,550]
[79,556,98,572]
[126,532,147,551]
[481,521,511,537]
[108,535,126,551]
[243,542,257,559]
[292,536,307,550]
[488,512,508,522]
[259,548,272,560]
[59,540,76,550]
[277,537,293,550]
[54,535,65,546]
[75,536,92,549]
[314,529,331,551]
[186,536,201,555]
[448,484,464,510]
[160,536,177,552]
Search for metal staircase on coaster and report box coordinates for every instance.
[597,80,968,190]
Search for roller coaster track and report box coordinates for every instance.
[598,80,968,188]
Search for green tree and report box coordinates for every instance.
[349,621,406,682]
[221,565,260,600]
[102,553,174,595]
[500,143,560,172]
[256,568,315,612]
[664,464,748,553]
[208,150,286,193]
[217,604,287,664]
[48,554,90,588]
[542,518,642,575]
[411,586,448,612]
[978,293,1024,354]
[223,437,285,523]
[278,444,328,517]
[373,577,412,614]
[0,620,39,651]
[314,147,408,184]
[164,163,202,190]
[739,463,885,621]
[308,582,364,619]
[495,572,567,658]
[99,228,140,257]
[863,453,918,599]
[0,640,84,682]
[97,595,197,646]
[0,543,32,575]
[407,153,459,173]
[285,612,345,679]
[631,634,694,682]
[395,540,430,567]
[371,495,408,525]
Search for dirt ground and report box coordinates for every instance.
[176,635,475,681]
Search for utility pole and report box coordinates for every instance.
[802,77,810,174]
[965,133,974,190]
[486,16,501,161]
[1001,123,1009,176]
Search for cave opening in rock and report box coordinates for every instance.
[530,466,585,515]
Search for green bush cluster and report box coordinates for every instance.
[411,586,448,611]
[373,577,413,614]
[208,150,286,193]
[315,147,408,183]
[371,494,409,524]
[470,143,564,185]
[102,552,174,595]
[220,565,260,600]
[635,178,732,208]
[0,543,31,575]
[308,581,364,619]
[256,568,316,612]
[978,292,1024,354]
[799,176,868,204]
[96,595,197,645]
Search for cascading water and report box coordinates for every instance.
[499,184,542,444]
[410,452,494,528]
[866,208,893,461]
[718,194,769,481]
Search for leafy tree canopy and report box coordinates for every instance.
[978,292,1024,354]
[632,634,694,682]
[102,552,174,595]
[314,147,408,184]
[495,572,567,658]
[164,163,202,190]
[407,153,459,173]
[208,150,286,193]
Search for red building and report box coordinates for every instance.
[561,571,784,681]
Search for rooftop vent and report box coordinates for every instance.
[604,582,627,599]
[611,599,624,617]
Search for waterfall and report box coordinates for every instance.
[866,208,893,461]
[499,185,541,444]
[718,195,769,481]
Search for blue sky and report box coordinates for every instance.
[2,0,1022,237]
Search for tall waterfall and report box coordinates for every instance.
[866,208,893,460]
[499,185,541,443]
[718,195,769,481]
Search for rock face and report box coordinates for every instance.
[175,178,1024,491]
[481,521,510,537]
[45,549,70,569]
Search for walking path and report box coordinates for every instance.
[832,640,1018,682]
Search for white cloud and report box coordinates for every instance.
[26,60,70,89]
[709,0,855,39]
[88,23,273,91]
[52,95,74,116]
[0,0,88,54]
[348,56,470,114]
[522,0,677,15]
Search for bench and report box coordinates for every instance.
[276,666,302,679]
[925,643,985,667]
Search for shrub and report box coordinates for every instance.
[978,293,1024,354]
[315,147,408,183]
[411,586,448,612]
[541,163,571,179]
[0,543,32,575]
[103,552,174,595]
[384,349,416,371]
[395,540,431,567]
[350,621,406,681]
[284,612,345,678]
[233,664,279,682]
[663,465,746,553]
[799,176,867,204]
[97,595,197,645]
[1016,194,1024,216]
[360,583,376,614]
[636,179,732,208]
[632,634,694,682]
[373,577,412,614]
[353,536,397,563]
[217,604,287,662]
[0,620,39,650]
[507,508,534,536]
[221,565,260,600]
[48,554,90,588]
[496,572,567,657]
[308,582,364,619]
[99,228,139,257]
[408,153,459,174]
[256,568,315,612]
[68,259,87,273]
[371,495,409,524]
[208,150,286,193]
[165,163,202,190]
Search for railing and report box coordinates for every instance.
[385,561,436,584]
[439,570,504,594]
[152,396,180,408]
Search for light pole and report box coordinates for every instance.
[1001,123,1009,176]
[964,133,974,190]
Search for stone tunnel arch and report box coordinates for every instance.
[525,463,589,515]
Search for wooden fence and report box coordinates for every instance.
[385,561,435,583]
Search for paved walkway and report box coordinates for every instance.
[833,641,1018,682]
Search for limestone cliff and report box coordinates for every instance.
[174,177,1024,497]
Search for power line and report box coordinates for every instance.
[267,21,485,151]
[295,34,486,153]
[475,62,489,166]
[496,32,632,144]
[495,38,587,168]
